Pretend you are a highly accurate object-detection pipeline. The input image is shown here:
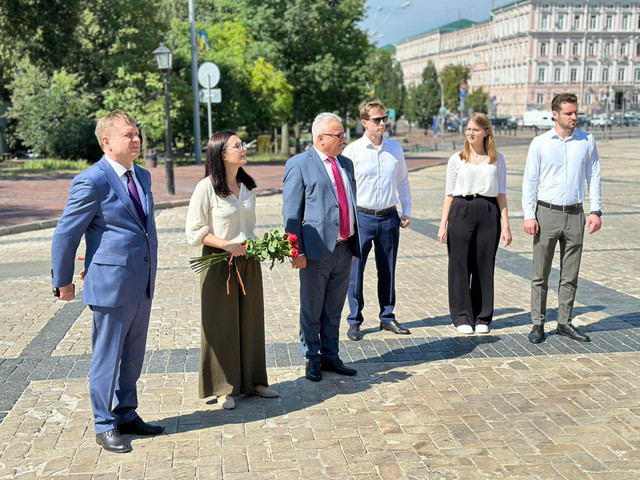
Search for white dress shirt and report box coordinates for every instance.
[445,153,507,197]
[342,135,411,216]
[105,155,147,214]
[316,149,356,240]
[522,127,601,220]
[185,177,256,245]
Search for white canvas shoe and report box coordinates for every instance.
[475,324,490,334]
[456,325,473,334]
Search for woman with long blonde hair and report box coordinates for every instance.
[437,113,512,334]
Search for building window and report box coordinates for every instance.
[541,13,549,29]
[622,14,629,29]
[621,43,627,56]
[588,43,595,56]
[635,69,640,82]
[590,14,597,29]
[634,93,639,104]
[537,93,545,104]
[540,42,548,56]
[604,42,612,56]
[602,67,609,81]
[538,68,546,83]
[585,93,592,104]
[557,13,565,29]
[570,68,578,83]
[618,68,625,82]
[572,42,580,56]
[605,14,613,29]
[586,67,594,82]
[573,14,581,29]
[554,67,562,82]
[556,42,564,55]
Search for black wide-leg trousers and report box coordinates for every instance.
[446,195,501,327]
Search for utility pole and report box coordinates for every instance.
[189,0,202,164]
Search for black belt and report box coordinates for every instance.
[537,200,582,213]
[454,194,495,201]
[336,238,350,246]
[357,206,397,217]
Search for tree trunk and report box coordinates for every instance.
[273,127,278,154]
[280,122,289,156]
[294,122,301,153]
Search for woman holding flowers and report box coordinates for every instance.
[186,130,278,410]
[437,113,512,335]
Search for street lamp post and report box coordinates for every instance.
[153,42,175,195]
[367,1,411,41]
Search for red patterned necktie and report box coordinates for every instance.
[327,157,350,241]
[125,170,147,226]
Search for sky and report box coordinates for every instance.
[361,0,516,46]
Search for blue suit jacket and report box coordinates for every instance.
[51,156,158,307]
[282,147,361,261]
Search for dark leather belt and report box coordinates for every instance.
[357,206,397,217]
[537,200,582,213]
[336,238,348,246]
[455,194,495,201]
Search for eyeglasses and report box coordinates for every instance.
[322,132,345,140]
[224,141,247,151]
[465,128,484,134]
[368,115,389,125]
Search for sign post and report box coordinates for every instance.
[197,62,221,140]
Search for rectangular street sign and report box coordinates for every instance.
[199,88,222,103]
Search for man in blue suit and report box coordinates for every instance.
[283,112,361,382]
[51,110,162,453]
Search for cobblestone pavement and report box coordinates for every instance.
[0,137,639,479]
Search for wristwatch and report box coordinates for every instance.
[590,210,602,217]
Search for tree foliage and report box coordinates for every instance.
[410,61,440,130]
[466,87,490,114]
[440,64,470,112]
[367,49,406,119]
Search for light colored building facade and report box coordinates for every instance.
[396,0,640,117]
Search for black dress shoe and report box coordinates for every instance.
[118,417,164,436]
[528,324,545,344]
[556,323,591,342]
[321,359,357,376]
[347,323,363,341]
[96,429,132,453]
[380,320,411,335]
[305,360,322,382]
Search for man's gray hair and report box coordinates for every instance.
[311,112,343,141]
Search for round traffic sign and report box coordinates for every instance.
[198,62,220,89]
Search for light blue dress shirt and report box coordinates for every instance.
[522,127,601,220]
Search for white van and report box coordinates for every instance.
[523,110,555,129]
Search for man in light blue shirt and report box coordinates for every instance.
[522,93,602,344]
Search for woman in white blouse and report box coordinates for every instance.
[186,131,278,410]
[437,114,512,335]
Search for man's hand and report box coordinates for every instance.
[58,283,75,302]
[78,255,86,280]
[400,216,411,228]
[292,255,307,270]
[586,214,602,234]
[523,219,539,236]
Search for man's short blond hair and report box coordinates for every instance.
[95,110,137,149]
[359,99,386,120]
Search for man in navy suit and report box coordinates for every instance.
[283,112,361,382]
[51,110,162,453]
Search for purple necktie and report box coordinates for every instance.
[327,157,350,241]
[125,170,147,226]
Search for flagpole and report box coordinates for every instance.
[189,0,202,164]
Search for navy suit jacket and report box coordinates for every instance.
[282,147,361,261]
[51,156,158,307]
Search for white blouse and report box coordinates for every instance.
[445,152,507,197]
[185,177,256,246]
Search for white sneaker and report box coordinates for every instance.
[456,325,473,335]
[220,395,235,410]
[475,324,490,334]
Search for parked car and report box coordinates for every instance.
[590,115,612,127]
[444,121,460,132]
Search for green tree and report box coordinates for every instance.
[440,64,470,112]
[411,61,440,130]
[7,62,98,160]
[367,48,406,119]
[466,87,490,114]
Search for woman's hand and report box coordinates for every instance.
[502,225,512,247]
[437,225,447,244]
[224,241,246,257]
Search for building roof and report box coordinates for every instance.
[379,44,396,53]
[397,19,478,44]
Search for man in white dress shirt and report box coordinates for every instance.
[343,100,412,341]
[522,93,602,344]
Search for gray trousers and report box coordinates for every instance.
[531,205,585,326]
